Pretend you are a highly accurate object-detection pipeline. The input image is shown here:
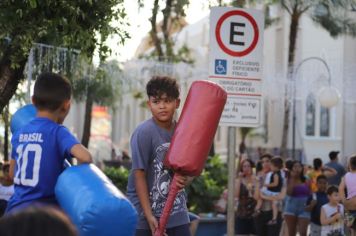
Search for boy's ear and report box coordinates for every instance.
[175,98,181,109]
[31,96,36,105]
[62,99,71,111]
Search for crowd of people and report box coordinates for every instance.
[215,151,356,236]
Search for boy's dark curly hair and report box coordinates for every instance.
[146,76,179,99]
[349,154,356,171]
[326,185,338,195]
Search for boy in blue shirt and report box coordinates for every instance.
[305,175,329,236]
[7,72,92,213]
[127,76,192,236]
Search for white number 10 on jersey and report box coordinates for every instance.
[14,144,42,187]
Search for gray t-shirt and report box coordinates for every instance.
[325,161,346,185]
[127,118,189,230]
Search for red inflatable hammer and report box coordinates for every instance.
[155,80,227,236]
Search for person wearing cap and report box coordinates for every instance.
[325,151,346,186]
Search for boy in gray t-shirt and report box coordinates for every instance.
[127,76,191,236]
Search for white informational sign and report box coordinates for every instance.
[209,7,264,127]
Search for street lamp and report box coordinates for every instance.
[292,57,341,159]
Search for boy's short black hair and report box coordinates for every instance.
[349,154,356,171]
[316,174,327,182]
[285,159,294,171]
[326,185,339,195]
[313,158,322,170]
[271,156,283,169]
[146,76,179,99]
[329,151,339,161]
[33,72,72,111]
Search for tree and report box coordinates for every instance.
[279,0,356,157]
[0,0,128,113]
[138,0,193,63]
[71,59,123,147]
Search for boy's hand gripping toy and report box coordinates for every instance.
[154,80,227,236]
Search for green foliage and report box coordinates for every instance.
[0,0,129,112]
[70,58,124,108]
[186,155,227,213]
[0,0,128,65]
[311,0,356,37]
[104,166,130,193]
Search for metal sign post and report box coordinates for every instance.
[227,127,236,236]
[209,7,264,235]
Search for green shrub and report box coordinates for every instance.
[186,155,227,213]
[104,166,129,194]
[103,155,227,214]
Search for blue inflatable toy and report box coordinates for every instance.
[55,164,137,236]
[10,104,37,133]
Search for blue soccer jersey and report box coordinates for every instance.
[6,117,79,212]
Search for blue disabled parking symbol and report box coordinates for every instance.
[215,59,227,75]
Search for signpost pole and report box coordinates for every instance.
[227,127,236,236]
[209,7,264,236]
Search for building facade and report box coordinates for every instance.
[81,6,356,165]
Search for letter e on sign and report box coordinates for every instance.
[216,10,258,57]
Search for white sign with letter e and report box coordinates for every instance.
[209,7,264,127]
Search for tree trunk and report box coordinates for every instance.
[162,0,173,59]
[3,104,9,161]
[0,50,27,113]
[149,0,163,59]
[280,10,300,158]
[81,90,94,148]
[233,0,246,8]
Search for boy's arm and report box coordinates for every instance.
[135,169,158,233]
[320,207,341,225]
[305,195,316,212]
[322,166,337,177]
[339,177,346,203]
[261,185,286,201]
[9,159,16,181]
[70,144,93,164]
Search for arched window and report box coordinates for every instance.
[305,93,316,136]
[305,92,332,137]
[320,106,330,136]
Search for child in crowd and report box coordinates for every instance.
[320,185,344,236]
[339,154,356,233]
[308,158,336,193]
[0,206,77,236]
[6,72,92,213]
[305,175,328,236]
[255,156,283,225]
[0,163,14,216]
[126,76,191,236]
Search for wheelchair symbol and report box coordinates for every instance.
[215,59,227,75]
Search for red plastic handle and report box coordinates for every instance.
[154,174,180,236]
